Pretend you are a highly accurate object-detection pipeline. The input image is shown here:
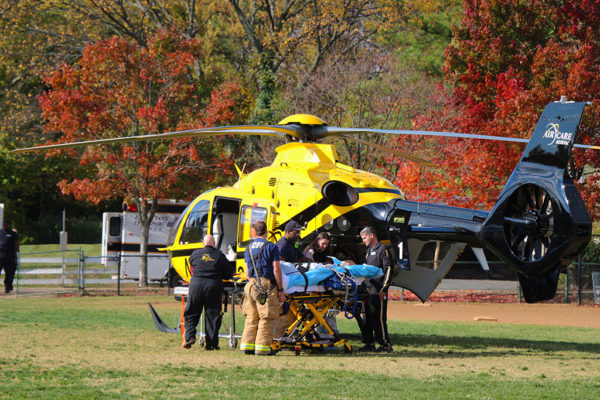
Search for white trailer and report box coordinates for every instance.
[101,200,188,282]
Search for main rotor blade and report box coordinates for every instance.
[340,135,435,167]
[10,125,300,154]
[318,126,599,150]
[12,120,600,154]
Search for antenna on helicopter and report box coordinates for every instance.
[234,163,247,181]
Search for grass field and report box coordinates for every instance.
[1,294,599,399]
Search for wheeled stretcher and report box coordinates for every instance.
[271,261,383,355]
[149,261,381,354]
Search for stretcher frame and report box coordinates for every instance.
[148,282,244,348]
[149,281,358,355]
[272,291,354,355]
[196,283,244,348]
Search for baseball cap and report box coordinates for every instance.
[284,220,304,232]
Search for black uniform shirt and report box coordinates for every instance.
[0,228,18,259]
[365,242,393,291]
[189,246,234,281]
[276,236,303,263]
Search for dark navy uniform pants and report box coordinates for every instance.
[184,278,223,348]
[0,257,16,292]
[357,292,391,347]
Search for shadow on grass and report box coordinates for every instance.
[329,332,600,358]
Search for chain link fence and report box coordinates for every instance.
[442,235,600,305]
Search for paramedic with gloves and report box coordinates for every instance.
[240,220,285,355]
[182,234,233,350]
[358,226,394,353]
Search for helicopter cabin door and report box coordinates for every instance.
[210,197,241,262]
[235,202,269,275]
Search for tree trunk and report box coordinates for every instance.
[138,198,158,287]
[139,220,150,287]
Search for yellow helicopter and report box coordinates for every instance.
[13,99,597,303]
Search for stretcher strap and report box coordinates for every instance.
[301,271,308,293]
[320,265,358,319]
[343,279,358,319]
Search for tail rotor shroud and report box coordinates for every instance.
[503,184,556,263]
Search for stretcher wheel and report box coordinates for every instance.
[228,338,238,349]
[198,337,205,348]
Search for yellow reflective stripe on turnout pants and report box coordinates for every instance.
[240,277,280,354]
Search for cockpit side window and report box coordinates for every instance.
[167,202,192,247]
[238,206,267,247]
[178,200,211,245]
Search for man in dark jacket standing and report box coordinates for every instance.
[358,226,394,353]
[183,234,234,350]
[0,222,19,293]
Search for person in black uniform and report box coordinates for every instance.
[358,226,393,353]
[0,222,19,293]
[183,234,234,350]
[276,220,311,263]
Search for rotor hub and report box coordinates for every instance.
[278,114,326,126]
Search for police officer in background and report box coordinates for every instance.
[358,226,394,353]
[183,234,233,350]
[0,222,19,294]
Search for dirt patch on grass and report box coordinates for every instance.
[5,286,599,328]
[387,301,600,328]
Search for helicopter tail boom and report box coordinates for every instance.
[386,101,591,303]
[478,101,591,302]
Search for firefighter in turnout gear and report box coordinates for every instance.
[182,234,234,350]
[240,220,286,355]
[358,226,394,353]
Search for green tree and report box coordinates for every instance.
[227,0,439,123]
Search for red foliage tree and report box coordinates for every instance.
[393,0,600,218]
[39,29,245,285]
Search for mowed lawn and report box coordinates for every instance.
[1,295,599,399]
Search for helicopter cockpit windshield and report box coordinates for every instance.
[178,199,210,245]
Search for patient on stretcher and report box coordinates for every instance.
[273,259,382,341]
[280,258,383,294]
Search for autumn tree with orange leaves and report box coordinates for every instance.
[39,29,247,285]
[393,0,600,219]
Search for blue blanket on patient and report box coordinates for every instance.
[285,262,383,288]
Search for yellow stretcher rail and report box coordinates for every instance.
[271,292,353,355]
